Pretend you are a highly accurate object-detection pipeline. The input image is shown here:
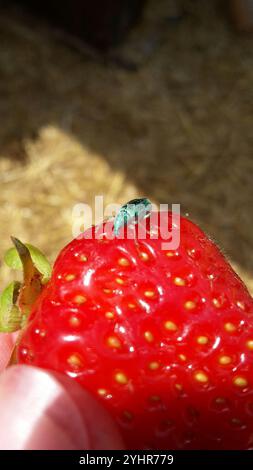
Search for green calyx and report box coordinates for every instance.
[0,238,52,333]
[0,281,23,333]
[4,241,51,284]
[114,198,152,237]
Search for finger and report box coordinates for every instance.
[0,334,15,372]
[0,365,124,450]
[0,332,20,372]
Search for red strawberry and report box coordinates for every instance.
[1,200,253,449]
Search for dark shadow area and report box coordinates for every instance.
[0,0,253,282]
[12,0,147,51]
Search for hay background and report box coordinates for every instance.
[0,0,253,293]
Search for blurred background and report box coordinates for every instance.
[0,0,253,292]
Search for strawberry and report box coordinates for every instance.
[1,199,253,450]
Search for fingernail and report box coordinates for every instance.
[0,365,124,450]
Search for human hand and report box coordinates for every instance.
[0,334,124,450]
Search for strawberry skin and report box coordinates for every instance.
[16,212,253,449]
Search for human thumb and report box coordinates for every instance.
[0,365,124,450]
